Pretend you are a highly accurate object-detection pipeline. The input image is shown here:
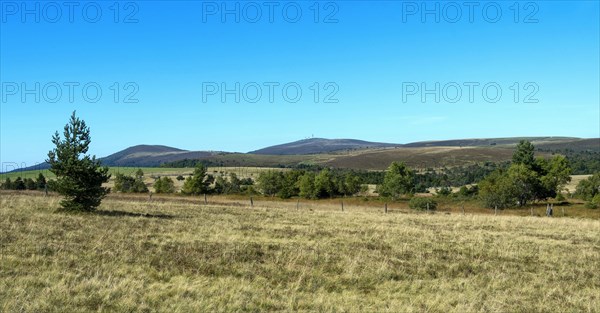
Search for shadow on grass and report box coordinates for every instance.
[94,210,175,219]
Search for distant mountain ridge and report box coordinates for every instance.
[6,137,598,173]
[249,138,401,155]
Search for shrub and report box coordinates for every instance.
[575,173,600,201]
[114,172,148,193]
[436,186,452,196]
[154,177,175,194]
[585,194,600,209]
[409,197,437,211]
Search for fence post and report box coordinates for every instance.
[495,206,497,216]
[427,202,430,212]
[461,205,465,215]
[296,199,299,210]
[341,201,344,212]
[250,197,254,208]
[148,192,152,202]
[562,207,565,216]
[384,203,388,214]
[204,193,207,204]
[530,207,533,216]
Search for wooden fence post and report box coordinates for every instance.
[204,193,207,204]
[296,199,299,210]
[384,203,388,214]
[461,205,465,215]
[250,197,254,208]
[495,206,497,216]
[530,207,533,216]
[341,201,344,212]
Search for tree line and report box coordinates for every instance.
[3,112,598,213]
[2,173,48,191]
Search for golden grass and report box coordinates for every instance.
[1,193,599,312]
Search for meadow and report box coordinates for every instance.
[1,192,599,312]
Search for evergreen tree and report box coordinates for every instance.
[257,171,284,197]
[24,178,36,190]
[2,178,13,190]
[298,172,317,199]
[46,111,110,211]
[35,173,47,190]
[378,162,415,200]
[512,140,536,169]
[13,177,26,190]
[314,169,335,198]
[153,177,175,194]
[182,164,210,195]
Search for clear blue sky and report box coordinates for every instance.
[1,1,599,168]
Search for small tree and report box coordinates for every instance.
[24,178,36,190]
[575,173,600,201]
[13,177,26,190]
[513,140,536,169]
[378,162,415,200]
[182,164,210,195]
[257,171,284,197]
[153,177,175,194]
[35,173,47,190]
[2,178,13,190]
[47,111,110,211]
[298,172,317,199]
[314,169,335,198]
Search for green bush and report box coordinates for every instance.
[154,177,175,194]
[585,194,600,209]
[409,197,437,211]
[575,173,600,201]
[114,172,148,193]
[436,186,452,196]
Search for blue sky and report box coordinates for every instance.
[1,1,599,167]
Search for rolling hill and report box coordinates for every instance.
[99,145,221,167]
[7,137,599,173]
[249,138,401,155]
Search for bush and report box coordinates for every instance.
[585,194,600,209]
[575,173,600,201]
[114,173,148,193]
[154,177,175,194]
[436,186,452,196]
[409,197,437,211]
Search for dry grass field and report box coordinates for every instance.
[1,193,599,312]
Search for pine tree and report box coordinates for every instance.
[182,164,210,195]
[35,173,47,190]
[47,111,110,211]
